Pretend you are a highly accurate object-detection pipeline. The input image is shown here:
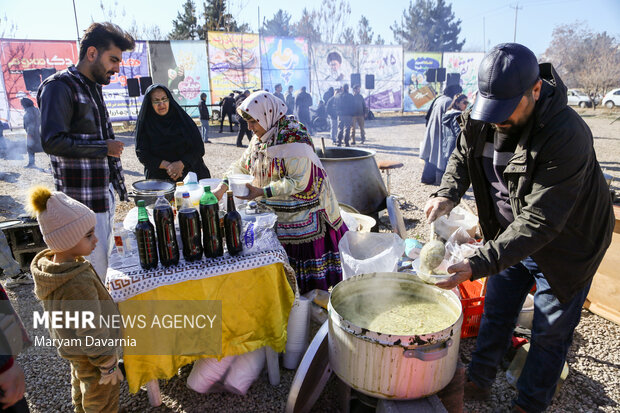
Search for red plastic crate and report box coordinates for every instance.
[459,279,486,338]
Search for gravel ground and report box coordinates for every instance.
[1,108,619,412]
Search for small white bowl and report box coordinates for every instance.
[228,174,254,197]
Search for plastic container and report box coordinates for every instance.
[228,174,254,198]
[184,183,204,207]
[458,279,486,338]
[174,182,185,213]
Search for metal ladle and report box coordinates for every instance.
[419,222,446,273]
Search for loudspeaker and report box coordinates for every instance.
[23,69,42,91]
[446,73,460,86]
[365,74,375,90]
[437,68,446,82]
[139,76,153,95]
[350,73,361,88]
[425,68,437,83]
[127,78,140,97]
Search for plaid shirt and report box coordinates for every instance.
[38,66,127,212]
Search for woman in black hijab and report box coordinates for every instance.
[135,84,210,182]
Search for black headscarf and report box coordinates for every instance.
[135,84,210,181]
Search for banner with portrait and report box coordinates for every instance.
[442,52,485,101]
[403,52,442,112]
[260,37,309,95]
[102,41,150,122]
[357,45,403,112]
[207,32,261,105]
[0,40,78,127]
[310,43,355,105]
[148,40,211,118]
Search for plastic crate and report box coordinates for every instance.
[459,279,486,338]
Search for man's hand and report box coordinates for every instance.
[237,184,263,200]
[106,140,124,157]
[424,196,456,223]
[0,362,25,409]
[166,161,184,181]
[435,259,472,290]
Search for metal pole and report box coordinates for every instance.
[483,16,486,53]
[511,4,522,42]
[72,0,80,47]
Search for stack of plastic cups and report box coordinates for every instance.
[282,296,312,370]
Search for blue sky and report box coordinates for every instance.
[2,0,619,56]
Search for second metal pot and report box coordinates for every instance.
[128,179,175,206]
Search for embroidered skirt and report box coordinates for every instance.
[281,218,348,295]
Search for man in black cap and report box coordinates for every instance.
[425,43,614,413]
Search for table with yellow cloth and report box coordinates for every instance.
[106,247,297,394]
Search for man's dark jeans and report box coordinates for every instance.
[468,257,591,412]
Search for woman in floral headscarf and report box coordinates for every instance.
[213,91,348,294]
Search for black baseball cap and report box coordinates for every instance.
[471,43,540,123]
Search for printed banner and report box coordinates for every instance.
[310,43,356,104]
[207,32,261,105]
[403,52,442,112]
[0,40,78,127]
[442,52,485,101]
[357,45,403,111]
[148,40,211,118]
[260,37,309,94]
[102,41,149,122]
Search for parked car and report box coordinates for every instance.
[602,88,620,109]
[567,89,592,108]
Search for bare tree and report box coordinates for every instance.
[542,22,620,101]
[0,14,18,38]
[340,28,355,45]
[316,0,351,44]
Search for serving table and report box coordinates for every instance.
[106,233,297,404]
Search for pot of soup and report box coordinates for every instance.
[328,272,462,399]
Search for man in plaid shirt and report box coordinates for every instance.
[38,22,135,280]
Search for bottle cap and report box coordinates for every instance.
[183,192,190,198]
[176,182,184,187]
[203,186,211,192]
[137,200,145,207]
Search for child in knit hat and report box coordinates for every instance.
[28,186,123,413]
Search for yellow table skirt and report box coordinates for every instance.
[119,262,295,393]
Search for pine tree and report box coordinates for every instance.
[357,16,374,45]
[201,0,249,35]
[292,8,321,43]
[169,0,199,40]
[390,0,464,52]
[262,9,292,36]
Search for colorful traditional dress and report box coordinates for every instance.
[225,92,348,294]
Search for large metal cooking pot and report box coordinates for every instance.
[317,148,387,215]
[328,272,463,400]
[129,179,175,206]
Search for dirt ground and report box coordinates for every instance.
[1,108,619,412]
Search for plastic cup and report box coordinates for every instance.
[228,174,254,197]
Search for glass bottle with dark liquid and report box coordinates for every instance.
[200,186,223,258]
[178,192,203,261]
[135,200,158,269]
[154,193,179,266]
[224,190,243,256]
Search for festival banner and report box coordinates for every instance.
[148,40,211,118]
[403,52,442,112]
[260,37,309,94]
[102,41,149,122]
[0,40,78,127]
[442,52,485,101]
[357,45,403,111]
[207,32,261,105]
[310,43,355,105]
